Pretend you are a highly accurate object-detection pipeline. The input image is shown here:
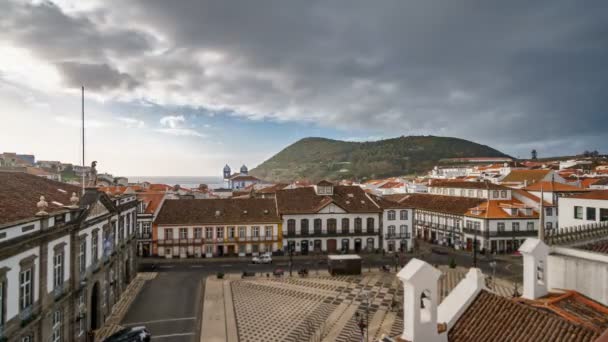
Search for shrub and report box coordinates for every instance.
[217,272,225,279]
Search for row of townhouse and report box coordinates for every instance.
[389,181,561,253]
[148,181,416,257]
[0,172,138,342]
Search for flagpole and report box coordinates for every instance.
[82,86,85,194]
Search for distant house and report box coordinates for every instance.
[222,164,262,190]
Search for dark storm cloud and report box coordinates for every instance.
[2,0,608,155]
[56,62,139,91]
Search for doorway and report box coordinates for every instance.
[301,240,309,255]
[354,239,362,253]
[90,282,100,331]
[217,245,224,256]
[124,260,130,285]
[326,239,337,253]
[227,245,235,256]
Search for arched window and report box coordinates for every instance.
[341,218,349,233]
[314,219,322,234]
[301,219,309,235]
[387,210,396,221]
[287,219,296,236]
[366,218,374,233]
[400,210,408,220]
[354,218,362,233]
[327,218,337,234]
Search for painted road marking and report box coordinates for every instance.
[159,265,174,269]
[123,316,197,326]
[152,332,195,339]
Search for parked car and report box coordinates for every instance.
[103,326,150,342]
[252,254,272,264]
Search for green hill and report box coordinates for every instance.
[250,136,511,182]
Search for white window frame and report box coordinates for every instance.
[19,268,33,310]
[52,309,62,342]
[54,251,65,289]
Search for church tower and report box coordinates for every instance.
[240,164,248,175]
[223,164,231,180]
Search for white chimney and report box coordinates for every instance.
[518,238,549,300]
[397,259,447,342]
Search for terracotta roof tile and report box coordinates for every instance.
[501,169,551,183]
[448,290,600,342]
[570,190,608,200]
[465,199,538,219]
[155,198,280,225]
[276,186,381,214]
[430,180,509,190]
[578,239,608,254]
[524,181,588,192]
[387,193,485,215]
[0,172,80,225]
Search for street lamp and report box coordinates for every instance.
[489,261,497,289]
[289,244,294,277]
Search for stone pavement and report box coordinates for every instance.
[94,272,158,341]
[201,267,517,342]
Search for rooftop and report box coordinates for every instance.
[524,181,588,192]
[276,185,381,214]
[155,198,280,225]
[0,172,80,225]
[501,169,552,184]
[430,180,509,190]
[388,193,485,215]
[570,190,608,200]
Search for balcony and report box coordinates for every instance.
[384,233,411,240]
[53,283,68,301]
[19,305,34,322]
[284,230,377,238]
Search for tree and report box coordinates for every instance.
[531,149,538,160]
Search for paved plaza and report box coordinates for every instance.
[201,267,516,342]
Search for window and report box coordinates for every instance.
[545,207,553,216]
[449,189,455,196]
[19,268,33,310]
[301,219,309,235]
[21,336,32,342]
[400,210,408,220]
[477,190,483,198]
[79,311,86,336]
[601,209,608,222]
[527,222,534,231]
[474,222,481,234]
[512,222,520,232]
[205,245,214,254]
[179,228,188,239]
[265,226,273,237]
[468,190,474,197]
[52,309,62,342]
[53,252,63,289]
[587,207,597,221]
[341,218,349,233]
[546,222,552,230]
[327,219,337,234]
[164,228,173,239]
[387,225,396,236]
[314,219,322,234]
[238,226,246,238]
[493,190,499,198]
[252,226,259,237]
[194,227,203,239]
[460,189,466,196]
[400,225,407,236]
[205,227,213,239]
[574,206,583,219]
[77,239,86,275]
[228,227,236,238]
[287,219,296,236]
[142,222,151,235]
[238,244,246,254]
[497,222,505,232]
[354,218,362,233]
[92,232,98,263]
[366,218,374,233]
[500,190,507,198]
[387,210,396,220]
[216,227,224,239]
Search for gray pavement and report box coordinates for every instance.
[121,272,205,342]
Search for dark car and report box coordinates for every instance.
[103,326,151,342]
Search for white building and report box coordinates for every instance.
[277,181,381,254]
[371,195,414,253]
[558,191,608,228]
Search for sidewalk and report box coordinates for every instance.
[93,272,158,341]
[200,277,238,342]
[140,253,393,264]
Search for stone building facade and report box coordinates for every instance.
[0,172,138,342]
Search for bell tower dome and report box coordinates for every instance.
[223,164,231,180]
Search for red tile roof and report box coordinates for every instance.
[447,290,601,341]
[524,181,588,192]
[276,186,381,214]
[0,172,80,225]
[139,193,165,214]
[388,193,485,215]
[465,199,538,219]
[570,190,608,200]
[501,169,551,183]
[578,239,608,254]
[155,198,281,225]
[430,180,509,190]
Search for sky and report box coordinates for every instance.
[0,0,607,177]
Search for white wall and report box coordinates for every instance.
[0,246,40,321]
[558,197,608,228]
[382,208,413,252]
[549,248,608,305]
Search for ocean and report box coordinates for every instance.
[126,176,224,189]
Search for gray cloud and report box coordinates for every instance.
[2,0,608,156]
[56,62,139,91]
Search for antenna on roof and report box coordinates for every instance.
[81,86,85,195]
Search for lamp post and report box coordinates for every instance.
[289,244,294,277]
[489,260,497,289]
